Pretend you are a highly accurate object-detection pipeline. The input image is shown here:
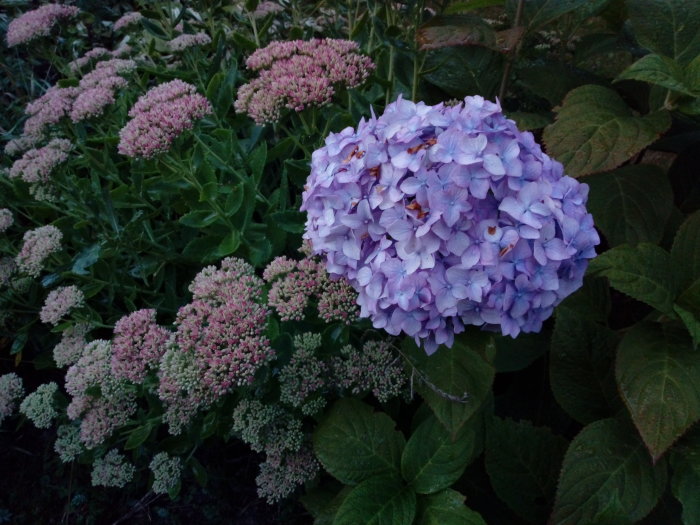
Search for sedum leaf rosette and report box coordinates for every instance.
[301,95,599,353]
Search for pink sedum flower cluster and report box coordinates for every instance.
[65,340,137,448]
[15,224,62,277]
[0,373,24,426]
[8,138,72,184]
[0,209,14,233]
[158,258,273,434]
[252,1,285,19]
[235,38,375,124]
[167,32,211,52]
[53,323,90,367]
[111,309,169,383]
[113,11,143,31]
[91,449,135,488]
[40,285,85,325]
[6,4,80,47]
[118,80,212,158]
[264,255,359,323]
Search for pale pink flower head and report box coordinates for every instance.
[78,58,136,90]
[0,209,14,233]
[23,87,78,137]
[65,340,137,448]
[70,87,115,122]
[252,1,285,19]
[113,11,143,32]
[4,135,43,157]
[118,80,212,158]
[53,323,90,367]
[15,224,62,277]
[6,4,80,47]
[111,309,169,383]
[40,285,85,325]
[68,47,110,74]
[158,258,273,433]
[0,373,24,426]
[8,138,72,184]
[167,32,211,52]
[235,38,375,124]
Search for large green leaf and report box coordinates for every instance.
[485,417,567,523]
[672,211,700,288]
[543,85,671,177]
[333,475,416,525]
[585,164,673,246]
[402,332,495,436]
[588,243,678,314]
[415,490,487,525]
[506,0,611,29]
[550,313,621,424]
[616,54,695,95]
[676,279,700,347]
[551,418,667,525]
[628,0,700,64]
[423,47,504,99]
[401,414,479,494]
[616,322,700,460]
[671,428,700,525]
[313,399,405,485]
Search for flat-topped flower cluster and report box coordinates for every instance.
[302,95,599,352]
[235,38,375,124]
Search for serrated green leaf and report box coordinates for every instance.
[672,211,700,288]
[671,428,700,525]
[588,243,677,314]
[402,332,495,436]
[313,399,405,485]
[423,47,504,99]
[616,322,700,460]
[333,475,416,525]
[401,414,478,494]
[485,418,567,523]
[550,311,621,424]
[551,418,667,525]
[415,489,487,525]
[543,85,671,177]
[510,0,611,29]
[505,111,552,130]
[124,423,152,450]
[616,54,694,95]
[416,15,496,50]
[493,331,549,373]
[585,164,673,246]
[628,0,700,65]
[676,279,700,347]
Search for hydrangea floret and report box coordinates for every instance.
[301,95,599,353]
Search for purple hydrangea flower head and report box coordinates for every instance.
[301,95,599,353]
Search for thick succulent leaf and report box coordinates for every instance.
[616,322,700,460]
[543,85,671,177]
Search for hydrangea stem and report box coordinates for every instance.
[498,0,525,102]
